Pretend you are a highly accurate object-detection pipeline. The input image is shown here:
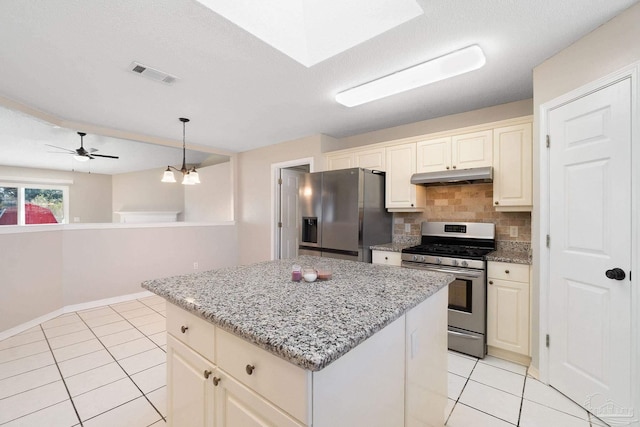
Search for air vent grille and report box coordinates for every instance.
[129,61,178,85]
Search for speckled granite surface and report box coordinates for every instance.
[486,241,532,265]
[142,256,452,371]
[369,242,412,252]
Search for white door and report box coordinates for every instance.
[279,168,302,259]
[548,78,632,416]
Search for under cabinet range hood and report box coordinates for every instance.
[410,166,493,186]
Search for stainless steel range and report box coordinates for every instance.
[401,222,495,358]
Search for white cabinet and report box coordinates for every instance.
[326,146,386,171]
[385,143,425,211]
[372,250,402,266]
[487,262,531,360]
[167,335,215,427]
[416,130,493,173]
[493,123,533,211]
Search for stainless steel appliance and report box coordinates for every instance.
[401,222,495,358]
[298,168,391,262]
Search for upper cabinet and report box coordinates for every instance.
[493,123,533,211]
[416,130,492,173]
[326,146,385,171]
[385,143,425,212]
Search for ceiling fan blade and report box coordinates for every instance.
[45,144,75,154]
[91,154,119,159]
[88,147,98,153]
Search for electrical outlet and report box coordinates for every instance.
[509,226,518,237]
[193,262,199,270]
[73,217,80,222]
[405,223,411,232]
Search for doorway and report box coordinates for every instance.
[271,158,312,260]
[541,66,638,426]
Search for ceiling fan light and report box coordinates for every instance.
[161,167,176,183]
[74,155,89,162]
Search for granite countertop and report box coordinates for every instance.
[485,241,532,265]
[369,242,412,252]
[142,256,452,372]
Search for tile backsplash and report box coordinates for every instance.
[393,183,531,243]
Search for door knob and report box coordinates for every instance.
[605,268,626,280]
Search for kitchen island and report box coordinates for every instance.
[142,256,452,427]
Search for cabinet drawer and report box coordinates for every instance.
[216,328,310,423]
[488,261,529,283]
[167,303,216,362]
[372,250,402,266]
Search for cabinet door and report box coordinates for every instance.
[385,143,423,210]
[416,137,451,173]
[167,335,215,427]
[354,147,386,171]
[215,370,305,427]
[451,130,493,169]
[493,123,532,210]
[487,278,530,356]
[326,153,353,171]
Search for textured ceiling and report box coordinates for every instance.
[0,0,637,173]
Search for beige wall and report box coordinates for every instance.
[0,223,239,334]
[184,162,232,222]
[236,134,329,265]
[112,168,184,222]
[0,165,112,223]
[530,2,640,372]
[325,99,533,152]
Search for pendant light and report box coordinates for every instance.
[161,117,200,185]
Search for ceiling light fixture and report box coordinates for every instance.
[335,45,486,107]
[161,118,200,185]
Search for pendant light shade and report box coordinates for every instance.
[161,117,200,184]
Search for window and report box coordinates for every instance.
[0,183,69,226]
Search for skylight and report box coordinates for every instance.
[195,0,425,67]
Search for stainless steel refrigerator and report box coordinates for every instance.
[298,168,392,262]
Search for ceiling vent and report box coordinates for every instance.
[129,61,178,85]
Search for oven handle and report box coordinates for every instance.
[401,262,484,278]
[448,330,482,340]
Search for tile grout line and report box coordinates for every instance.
[78,302,166,423]
[445,357,477,425]
[516,366,529,426]
[38,323,84,427]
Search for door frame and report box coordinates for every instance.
[270,157,315,260]
[537,62,639,416]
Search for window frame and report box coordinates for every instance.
[0,181,69,226]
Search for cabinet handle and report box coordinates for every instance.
[384,256,388,260]
[489,280,494,285]
[212,377,221,386]
[245,364,255,375]
[446,166,450,170]
[181,325,189,333]
[410,203,414,207]
[452,165,457,169]
[505,270,510,274]
[203,370,211,379]
[494,201,499,205]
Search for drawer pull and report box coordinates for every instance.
[505,270,510,274]
[385,256,388,260]
[246,364,255,375]
[489,280,494,285]
[213,377,221,386]
[203,370,211,379]
[181,325,189,333]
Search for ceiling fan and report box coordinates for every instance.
[46,132,119,161]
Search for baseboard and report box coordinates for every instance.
[527,365,540,379]
[0,290,155,341]
[487,345,532,367]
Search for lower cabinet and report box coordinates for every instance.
[372,250,402,266]
[165,290,447,427]
[487,262,531,360]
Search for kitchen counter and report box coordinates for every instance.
[142,255,452,371]
[369,242,413,252]
[486,241,532,265]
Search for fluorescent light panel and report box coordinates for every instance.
[335,45,486,107]
[195,0,424,67]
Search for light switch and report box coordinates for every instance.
[509,226,518,237]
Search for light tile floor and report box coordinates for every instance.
[0,296,610,426]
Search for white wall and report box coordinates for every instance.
[531,2,640,372]
[184,162,232,222]
[0,223,239,334]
